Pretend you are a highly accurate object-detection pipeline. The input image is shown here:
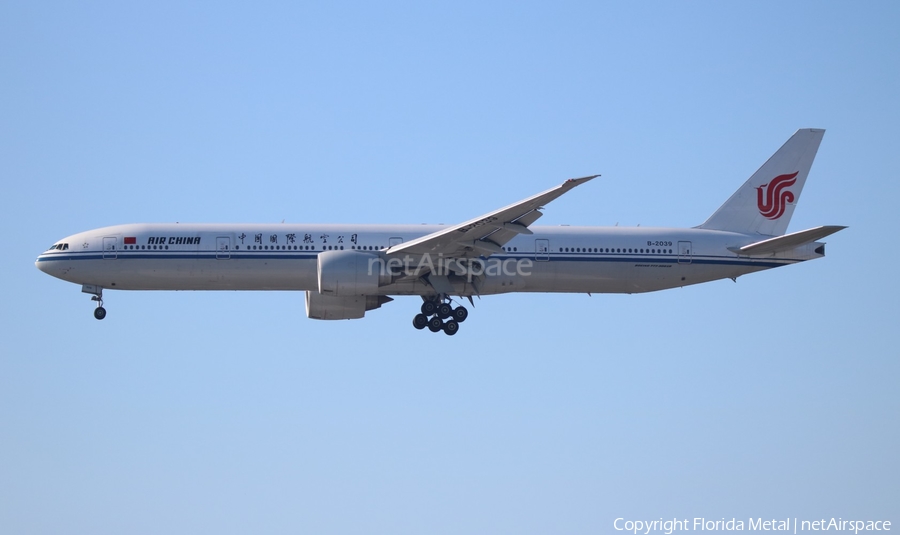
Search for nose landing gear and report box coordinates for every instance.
[82,285,107,320]
[413,296,467,335]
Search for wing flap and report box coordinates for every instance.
[730,225,847,256]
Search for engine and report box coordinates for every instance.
[307,250,393,320]
[317,250,391,296]
[305,292,393,320]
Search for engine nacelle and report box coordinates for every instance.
[305,291,393,320]
[317,250,390,296]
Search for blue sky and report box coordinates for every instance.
[1,1,897,533]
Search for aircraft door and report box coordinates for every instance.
[389,237,403,247]
[103,237,117,259]
[216,237,231,259]
[535,239,549,261]
[678,241,692,264]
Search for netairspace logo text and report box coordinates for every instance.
[614,518,891,535]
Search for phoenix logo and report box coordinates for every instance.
[756,171,798,220]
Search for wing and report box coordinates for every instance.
[386,175,598,258]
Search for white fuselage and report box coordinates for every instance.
[35,222,824,296]
[34,130,842,330]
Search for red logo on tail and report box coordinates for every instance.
[756,172,798,220]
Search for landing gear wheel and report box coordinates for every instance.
[427,316,443,333]
[94,307,107,320]
[452,306,468,322]
[421,300,437,316]
[443,319,459,336]
[437,303,453,319]
[413,313,428,330]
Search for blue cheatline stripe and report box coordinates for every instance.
[36,251,799,269]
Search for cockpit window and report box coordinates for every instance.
[47,243,69,251]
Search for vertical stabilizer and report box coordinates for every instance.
[698,129,825,236]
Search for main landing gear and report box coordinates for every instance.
[412,296,468,336]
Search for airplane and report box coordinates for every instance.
[36,129,845,335]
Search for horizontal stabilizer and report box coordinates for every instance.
[730,225,847,256]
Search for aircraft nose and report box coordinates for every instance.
[35,253,70,282]
[35,254,51,274]
[35,248,66,277]
[37,238,74,276]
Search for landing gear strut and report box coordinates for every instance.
[413,296,467,336]
[82,285,106,320]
